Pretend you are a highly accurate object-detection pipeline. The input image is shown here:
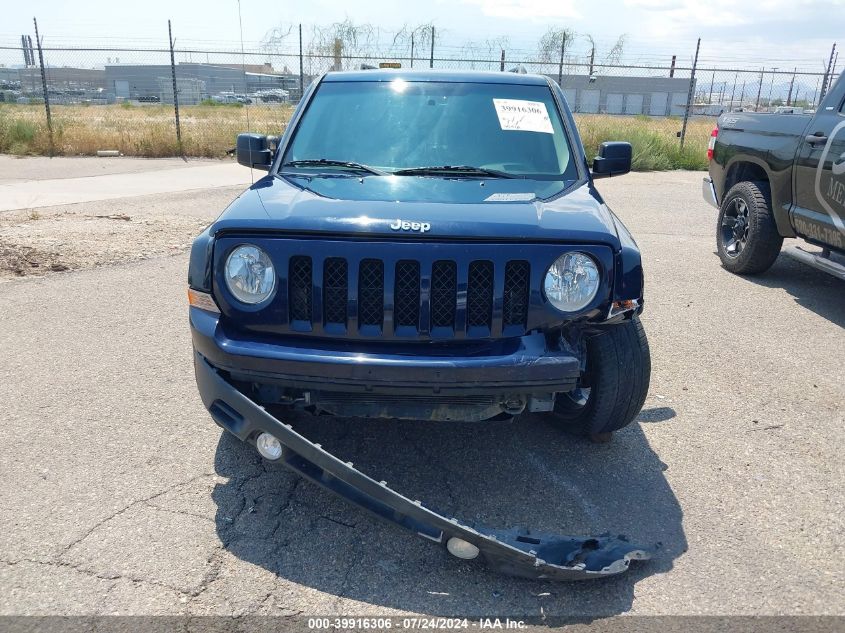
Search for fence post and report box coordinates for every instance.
[298,24,304,102]
[168,20,183,155]
[730,73,737,110]
[32,17,54,157]
[819,42,836,103]
[500,49,505,72]
[558,33,566,84]
[679,37,700,150]
[755,68,763,111]
[787,68,796,106]
[429,26,435,68]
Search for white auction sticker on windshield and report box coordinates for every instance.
[493,99,554,134]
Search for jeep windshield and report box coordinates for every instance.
[280,79,578,181]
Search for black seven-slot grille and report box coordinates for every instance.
[288,256,312,322]
[286,256,531,337]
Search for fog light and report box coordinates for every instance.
[446,537,480,560]
[256,432,283,461]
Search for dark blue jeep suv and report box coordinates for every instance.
[188,70,651,580]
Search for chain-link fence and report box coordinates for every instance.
[0,23,838,161]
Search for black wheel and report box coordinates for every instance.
[546,316,651,438]
[717,181,782,275]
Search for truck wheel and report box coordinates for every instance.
[717,181,783,275]
[547,316,651,439]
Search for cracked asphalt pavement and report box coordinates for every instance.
[0,161,842,617]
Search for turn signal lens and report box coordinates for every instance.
[188,288,220,313]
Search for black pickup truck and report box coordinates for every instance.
[703,71,845,280]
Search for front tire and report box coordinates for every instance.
[546,316,651,437]
[717,181,783,275]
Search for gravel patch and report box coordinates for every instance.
[0,208,209,280]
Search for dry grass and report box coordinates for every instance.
[0,102,294,158]
[0,103,713,170]
[576,114,713,171]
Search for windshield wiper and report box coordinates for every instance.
[281,159,386,175]
[392,165,518,179]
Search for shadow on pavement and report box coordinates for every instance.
[212,413,686,617]
[731,252,845,328]
[637,406,677,423]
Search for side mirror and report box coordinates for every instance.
[592,141,632,178]
[236,133,273,170]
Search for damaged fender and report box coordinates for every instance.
[195,353,650,580]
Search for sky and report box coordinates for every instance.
[2,0,842,71]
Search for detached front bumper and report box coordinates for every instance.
[194,351,650,581]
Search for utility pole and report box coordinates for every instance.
[755,67,764,111]
[500,49,505,72]
[410,33,414,68]
[557,33,567,84]
[669,55,676,78]
[588,47,595,76]
[709,71,715,103]
[739,81,746,108]
[820,42,836,103]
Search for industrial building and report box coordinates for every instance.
[554,73,693,116]
[104,63,298,103]
[17,67,107,94]
[2,59,692,114]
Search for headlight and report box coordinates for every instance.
[224,244,276,305]
[543,252,600,312]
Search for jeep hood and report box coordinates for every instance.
[215,174,621,247]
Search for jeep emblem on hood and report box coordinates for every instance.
[390,219,431,233]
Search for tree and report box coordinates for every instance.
[307,19,378,70]
[459,35,510,69]
[537,28,626,75]
[537,27,577,65]
[604,34,627,66]
[260,24,294,62]
[389,23,435,63]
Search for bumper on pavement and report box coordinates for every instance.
[194,352,650,580]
